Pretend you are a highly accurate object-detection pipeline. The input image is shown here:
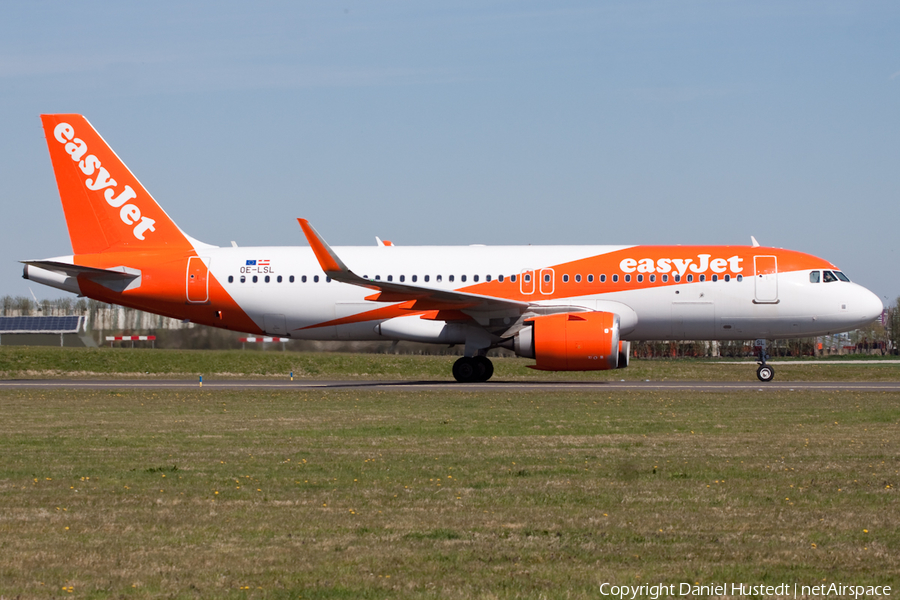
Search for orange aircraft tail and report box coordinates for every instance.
[40,114,195,255]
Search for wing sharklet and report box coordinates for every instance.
[297,219,529,314]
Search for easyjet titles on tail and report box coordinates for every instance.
[52,122,156,241]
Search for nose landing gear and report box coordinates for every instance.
[755,340,774,382]
[452,355,494,382]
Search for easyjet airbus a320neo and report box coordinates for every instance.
[23,114,883,382]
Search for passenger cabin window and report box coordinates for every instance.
[662,275,668,283]
[588,275,594,283]
[277,275,283,283]
[425,275,430,282]
[624,274,631,283]
[650,274,656,283]
[612,275,618,283]
[674,275,681,283]
[563,275,569,283]
[472,275,477,282]
[575,274,581,283]
[600,275,606,282]
[228,275,233,283]
[510,275,517,282]
[399,275,405,282]
[498,275,504,282]
[290,276,295,283]
[252,275,258,283]
[699,275,705,282]
[710,275,716,282]
[412,275,418,282]
[437,275,443,282]
[314,275,319,283]
[737,275,743,282]
[823,270,838,283]
[461,275,467,282]
[636,275,643,283]
[723,275,729,282]
[810,271,821,283]
[449,275,455,282]
[523,274,530,282]
[240,275,246,283]
[387,275,393,282]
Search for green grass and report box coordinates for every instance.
[0,387,898,598]
[1,346,899,381]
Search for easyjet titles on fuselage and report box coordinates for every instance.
[52,122,156,241]
[619,254,743,277]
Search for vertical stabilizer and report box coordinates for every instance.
[40,114,195,255]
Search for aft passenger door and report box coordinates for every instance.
[753,255,778,303]
[186,256,209,303]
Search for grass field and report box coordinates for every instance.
[1,346,900,381]
[1,384,898,598]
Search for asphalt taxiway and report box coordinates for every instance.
[1,379,899,392]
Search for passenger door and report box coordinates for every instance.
[753,256,778,303]
[186,257,209,303]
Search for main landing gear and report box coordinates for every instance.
[756,341,775,382]
[453,356,494,383]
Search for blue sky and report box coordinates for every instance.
[2,1,898,304]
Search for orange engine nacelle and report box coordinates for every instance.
[513,311,621,371]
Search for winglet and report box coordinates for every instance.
[298,219,348,275]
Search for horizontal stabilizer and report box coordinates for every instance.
[22,260,138,280]
[22,260,141,293]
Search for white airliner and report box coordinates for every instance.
[23,114,883,382]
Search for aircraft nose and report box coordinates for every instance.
[856,285,884,324]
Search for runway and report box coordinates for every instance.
[1,379,899,392]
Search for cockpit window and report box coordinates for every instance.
[823,270,838,283]
[809,271,820,283]
[834,271,850,282]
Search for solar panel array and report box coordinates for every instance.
[0,316,83,333]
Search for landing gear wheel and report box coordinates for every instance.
[453,357,477,382]
[473,356,494,382]
[453,356,494,382]
[756,364,775,382]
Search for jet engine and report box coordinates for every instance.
[512,311,621,371]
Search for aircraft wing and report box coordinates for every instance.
[298,219,530,315]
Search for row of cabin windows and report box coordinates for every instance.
[560,273,743,284]
[226,274,520,284]
[226,272,746,285]
[366,273,511,283]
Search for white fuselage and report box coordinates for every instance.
[198,244,881,342]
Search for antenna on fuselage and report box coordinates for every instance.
[750,236,760,248]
